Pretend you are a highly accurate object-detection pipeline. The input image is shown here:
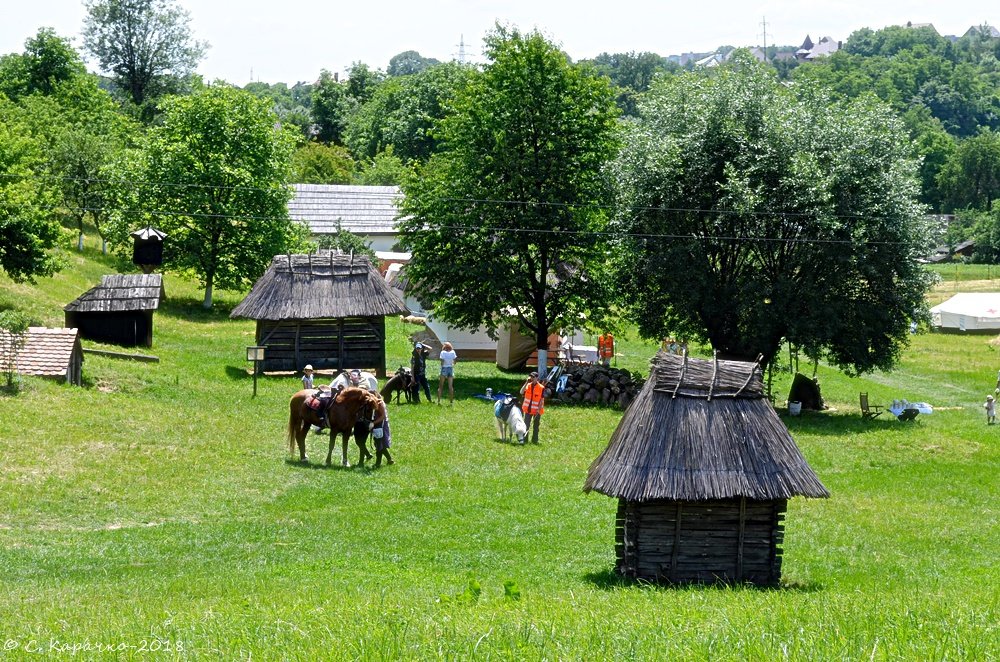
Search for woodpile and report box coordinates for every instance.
[549,364,643,409]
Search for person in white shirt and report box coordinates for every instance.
[301,364,315,390]
[437,341,457,405]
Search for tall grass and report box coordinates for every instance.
[0,251,996,660]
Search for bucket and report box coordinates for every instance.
[788,401,802,416]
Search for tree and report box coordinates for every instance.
[586,51,677,116]
[311,69,356,144]
[82,0,207,110]
[387,50,440,77]
[314,229,376,260]
[0,310,32,391]
[613,52,932,375]
[398,27,620,372]
[345,61,473,163]
[937,129,1000,212]
[291,142,355,184]
[104,84,299,308]
[345,62,383,105]
[0,105,63,283]
[0,28,86,100]
[356,147,409,185]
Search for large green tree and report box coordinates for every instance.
[345,61,473,163]
[82,0,207,110]
[399,27,620,371]
[0,105,62,282]
[105,84,299,308]
[0,28,86,100]
[937,129,1000,212]
[614,52,932,375]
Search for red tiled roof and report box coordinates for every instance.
[0,327,82,378]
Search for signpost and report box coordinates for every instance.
[247,346,266,397]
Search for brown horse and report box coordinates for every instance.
[287,387,380,466]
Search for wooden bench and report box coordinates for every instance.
[860,392,883,420]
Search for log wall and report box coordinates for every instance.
[616,497,786,587]
[256,317,387,376]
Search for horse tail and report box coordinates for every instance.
[287,396,300,453]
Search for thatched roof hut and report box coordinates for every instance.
[584,351,829,586]
[230,252,408,375]
[64,274,164,347]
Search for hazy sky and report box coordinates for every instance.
[1,1,994,86]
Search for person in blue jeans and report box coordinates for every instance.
[410,342,431,403]
[437,341,457,405]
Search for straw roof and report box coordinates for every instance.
[64,274,164,313]
[584,352,829,502]
[230,251,409,321]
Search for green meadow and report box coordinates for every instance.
[0,246,997,660]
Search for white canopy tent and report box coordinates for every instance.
[930,293,1000,331]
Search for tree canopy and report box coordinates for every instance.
[399,27,620,363]
[613,52,932,375]
[82,0,207,110]
[0,104,63,283]
[104,84,299,308]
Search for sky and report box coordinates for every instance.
[1,0,994,86]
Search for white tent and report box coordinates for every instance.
[930,293,1000,331]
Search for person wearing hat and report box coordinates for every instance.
[985,394,996,424]
[410,342,431,403]
[520,371,546,444]
[301,364,316,390]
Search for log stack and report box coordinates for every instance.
[548,364,643,409]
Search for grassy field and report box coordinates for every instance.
[0,248,997,660]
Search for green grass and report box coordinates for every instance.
[0,249,997,660]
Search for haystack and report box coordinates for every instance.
[584,351,829,586]
[230,252,408,375]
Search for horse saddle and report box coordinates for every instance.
[305,391,333,413]
[495,396,517,421]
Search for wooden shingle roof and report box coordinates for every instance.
[584,352,829,502]
[64,274,164,313]
[230,251,409,321]
[288,184,402,235]
[0,327,82,378]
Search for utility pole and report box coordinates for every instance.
[456,34,467,64]
[760,16,769,62]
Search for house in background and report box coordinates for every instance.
[0,327,83,386]
[289,184,403,253]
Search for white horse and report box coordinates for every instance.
[494,396,527,444]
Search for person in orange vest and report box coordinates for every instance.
[519,371,546,444]
[598,331,615,367]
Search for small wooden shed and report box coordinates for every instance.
[64,274,165,347]
[230,252,409,375]
[0,327,83,385]
[584,351,829,587]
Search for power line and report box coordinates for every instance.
[45,203,918,246]
[4,172,903,223]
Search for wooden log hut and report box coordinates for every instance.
[584,351,829,587]
[230,252,409,376]
[64,274,164,347]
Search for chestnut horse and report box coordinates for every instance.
[287,387,380,466]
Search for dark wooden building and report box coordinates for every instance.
[230,252,409,375]
[64,274,165,347]
[584,352,829,587]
